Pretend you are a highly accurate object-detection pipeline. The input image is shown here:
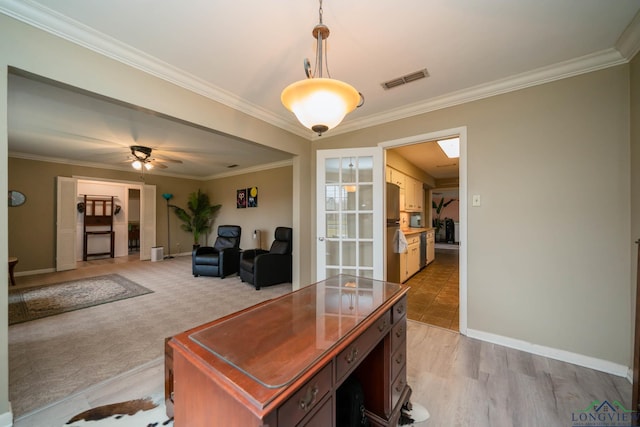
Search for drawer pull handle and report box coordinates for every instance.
[395,380,404,392]
[345,347,359,364]
[299,385,319,412]
[395,326,404,338]
[395,354,404,364]
[396,304,405,314]
[378,319,387,332]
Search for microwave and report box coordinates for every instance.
[410,214,422,228]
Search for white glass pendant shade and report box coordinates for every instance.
[281,77,360,135]
[132,160,142,170]
[144,162,154,170]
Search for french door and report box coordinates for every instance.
[316,148,383,281]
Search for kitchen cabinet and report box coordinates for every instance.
[407,237,421,278]
[386,167,424,213]
[400,233,421,282]
[386,167,405,189]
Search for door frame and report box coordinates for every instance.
[56,176,156,266]
[379,126,468,334]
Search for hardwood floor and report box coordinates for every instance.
[406,249,459,330]
[11,253,632,426]
[15,323,631,426]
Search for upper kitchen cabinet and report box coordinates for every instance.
[386,167,423,213]
[386,167,405,189]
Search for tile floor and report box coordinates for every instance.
[405,248,459,331]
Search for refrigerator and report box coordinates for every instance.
[386,183,401,283]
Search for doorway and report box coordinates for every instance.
[380,127,467,334]
[128,188,141,254]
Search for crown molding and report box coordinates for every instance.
[8,151,205,180]
[205,159,294,180]
[0,0,310,139]
[327,48,628,139]
[616,10,640,61]
[3,0,638,144]
[9,151,293,181]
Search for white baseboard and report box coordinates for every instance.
[466,328,630,379]
[15,268,55,277]
[0,403,13,427]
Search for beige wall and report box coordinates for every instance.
[316,65,632,366]
[7,157,203,272]
[204,166,293,251]
[0,13,312,419]
[0,9,636,423]
[7,158,293,272]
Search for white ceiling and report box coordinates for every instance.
[3,0,640,179]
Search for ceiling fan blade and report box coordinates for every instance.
[152,156,183,164]
[149,160,168,169]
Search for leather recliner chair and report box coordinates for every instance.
[192,225,241,278]
[239,227,292,290]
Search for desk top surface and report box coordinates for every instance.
[189,274,405,389]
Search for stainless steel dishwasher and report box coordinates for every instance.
[420,231,427,269]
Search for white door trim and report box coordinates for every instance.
[378,126,468,335]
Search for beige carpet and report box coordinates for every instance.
[9,256,291,417]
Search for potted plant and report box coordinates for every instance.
[171,189,221,248]
[432,197,455,242]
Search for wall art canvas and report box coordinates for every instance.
[248,187,258,207]
[237,188,246,208]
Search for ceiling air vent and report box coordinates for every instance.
[381,68,429,90]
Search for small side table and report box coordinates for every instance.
[8,257,18,286]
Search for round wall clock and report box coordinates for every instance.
[8,190,26,207]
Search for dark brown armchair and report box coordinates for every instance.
[192,225,241,278]
[239,227,292,290]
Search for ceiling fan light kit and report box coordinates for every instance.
[129,145,160,170]
[281,0,363,136]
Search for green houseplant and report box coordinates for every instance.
[432,197,455,241]
[172,189,221,247]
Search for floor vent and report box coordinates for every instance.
[381,68,429,90]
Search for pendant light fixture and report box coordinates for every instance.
[281,0,363,136]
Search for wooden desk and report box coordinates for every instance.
[8,257,18,286]
[167,275,411,427]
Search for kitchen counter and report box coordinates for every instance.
[400,227,434,235]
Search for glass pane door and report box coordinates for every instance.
[317,148,382,281]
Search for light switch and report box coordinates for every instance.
[472,195,481,207]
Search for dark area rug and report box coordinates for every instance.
[9,274,153,325]
[65,395,173,426]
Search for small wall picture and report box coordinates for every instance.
[237,188,246,208]
[248,187,258,208]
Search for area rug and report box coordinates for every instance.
[63,395,428,426]
[65,394,173,426]
[9,274,153,325]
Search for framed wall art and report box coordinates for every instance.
[247,187,258,207]
[237,188,247,208]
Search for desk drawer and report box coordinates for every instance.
[391,366,407,410]
[279,362,332,427]
[299,396,332,427]
[336,310,391,382]
[392,295,407,323]
[391,345,406,383]
[390,317,406,354]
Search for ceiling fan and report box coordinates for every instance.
[128,145,182,170]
